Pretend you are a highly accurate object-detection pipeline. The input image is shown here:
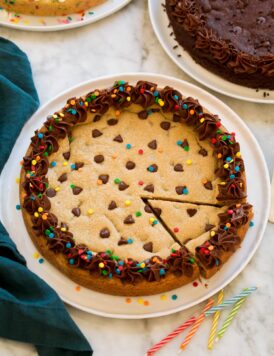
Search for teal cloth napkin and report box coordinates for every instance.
[0,37,92,356]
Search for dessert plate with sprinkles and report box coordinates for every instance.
[0,73,270,318]
[0,0,131,32]
[148,0,274,104]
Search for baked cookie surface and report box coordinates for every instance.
[20,80,253,296]
[0,0,106,16]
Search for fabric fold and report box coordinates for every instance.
[0,37,92,356]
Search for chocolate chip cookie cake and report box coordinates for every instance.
[165,0,274,89]
[20,80,253,296]
[0,0,105,16]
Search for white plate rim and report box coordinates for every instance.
[148,0,274,104]
[0,72,270,319]
[0,0,131,32]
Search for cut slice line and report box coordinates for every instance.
[142,196,225,208]
[143,198,184,248]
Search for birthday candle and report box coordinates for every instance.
[178,299,214,352]
[205,287,257,316]
[146,316,196,355]
[216,296,249,341]
[207,289,224,349]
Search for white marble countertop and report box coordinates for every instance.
[1,1,274,355]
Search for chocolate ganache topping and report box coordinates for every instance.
[21,80,250,284]
[166,0,274,89]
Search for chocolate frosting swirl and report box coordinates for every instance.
[48,228,74,252]
[179,97,203,125]
[110,83,134,110]
[31,212,58,233]
[260,57,274,77]
[44,116,73,139]
[215,157,244,179]
[22,176,48,194]
[227,54,259,75]
[218,203,252,228]
[23,154,49,177]
[64,98,88,123]
[196,113,220,140]
[210,228,241,252]
[23,194,51,213]
[161,86,183,112]
[210,38,232,65]
[131,81,157,107]
[87,90,112,115]
[196,242,221,269]
[217,178,246,201]
[167,248,195,277]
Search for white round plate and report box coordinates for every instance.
[0,0,131,31]
[148,0,274,104]
[0,73,270,319]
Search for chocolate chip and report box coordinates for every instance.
[46,188,56,198]
[107,118,118,126]
[74,162,84,170]
[181,139,189,149]
[151,108,160,113]
[147,164,158,173]
[61,222,69,230]
[175,186,186,195]
[204,181,213,190]
[160,121,171,130]
[199,148,208,157]
[108,200,117,210]
[118,237,128,246]
[63,151,70,160]
[187,208,197,217]
[153,207,162,216]
[93,115,101,122]
[148,140,157,149]
[124,215,135,224]
[126,161,136,170]
[71,207,81,217]
[94,154,104,164]
[173,113,181,122]
[144,184,154,193]
[205,224,215,232]
[98,174,109,184]
[58,173,68,183]
[72,186,82,195]
[92,129,103,138]
[144,204,152,213]
[118,181,129,191]
[100,228,110,238]
[138,110,148,119]
[113,134,123,143]
[143,242,153,252]
[174,163,183,172]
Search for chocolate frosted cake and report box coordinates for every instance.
[166,0,274,89]
[20,80,253,296]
